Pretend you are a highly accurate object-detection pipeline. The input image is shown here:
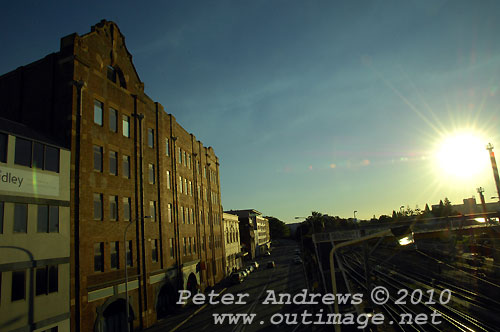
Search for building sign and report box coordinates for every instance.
[0,165,59,197]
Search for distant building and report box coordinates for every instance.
[287,222,301,238]
[223,213,243,274]
[225,209,270,260]
[0,120,71,332]
[0,20,225,331]
[255,215,270,256]
[432,197,500,215]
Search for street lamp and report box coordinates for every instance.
[124,216,151,332]
[353,211,357,222]
[329,226,413,332]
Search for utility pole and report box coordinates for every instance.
[486,143,500,202]
[477,187,488,214]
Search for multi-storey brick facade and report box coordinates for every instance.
[0,20,224,331]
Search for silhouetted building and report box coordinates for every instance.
[0,20,224,331]
[0,119,71,331]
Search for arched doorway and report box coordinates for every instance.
[186,273,198,294]
[102,299,131,332]
[156,283,175,320]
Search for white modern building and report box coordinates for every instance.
[0,119,71,332]
[223,213,242,274]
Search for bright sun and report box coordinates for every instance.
[435,131,489,178]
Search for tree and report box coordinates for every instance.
[265,216,290,239]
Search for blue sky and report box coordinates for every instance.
[2,0,500,222]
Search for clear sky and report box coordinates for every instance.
[2,1,500,222]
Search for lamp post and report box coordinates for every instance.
[124,216,151,332]
[329,226,412,332]
[353,210,357,222]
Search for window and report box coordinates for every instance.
[183,238,187,256]
[178,147,181,163]
[193,238,196,253]
[204,166,207,178]
[93,145,103,172]
[93,193,103,220]
[109,151,118,175]
[15,137,32,167]
[165,138,169,156]
[189,181,192,196]
[188,237,192,254]
[107,66,117,83]
[180,206,184,224]
[12,270,26,301]
[148,128,154,148]
[184,178,187,194]
[110,242,119,269]
[94,100,103,126]
[179,176,183,194]
[0,132,7,163]
[150,201,156,221]
[109,196,118,221]
[36,265,58,295]
[166,171,171,189]
[200,211,204,225]
[123,155,130,178]
[33,142,44,169]
[122,115,130,138]
[169,238,174,258]
[198,185,201,198]
[45,146,59,172]
[109,108,118,132]
[37,205,59,233]
[123,197,131,221]
[126,241,133,267]
[14,203,27,233]
[183,151,187,166]
[94,243,104,272]
[187,207,191,224]
[152,239,158,263]
[188,154,191,169]
[149,164,155,184]
[190,209,194,224]
[167,204,172,223]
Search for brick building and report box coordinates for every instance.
[0,20,225,331]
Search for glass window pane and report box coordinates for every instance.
[109,108,117,132]
[12,270,26,301]
[109,151,117,175]
[94,100,103,126]
[148,129,154,148]
[0,133,7,163]
[127,241,133,267]
[33,142,44,169]
[122,155,130,178]
[123,197,130,221]
[48,265,58,293]
[14,137,32,167]
[93,194,102,220]
[149,164,155,184]
[94,243,104,272]
[109,196,118,221]
[36,267,47,295]
[122,115,130,138]
[93,146,102,172]
[14,203,27,233]
[165,138,169,156]
[49,206,59,233]
[110,242,119,269]
[150,201,156,221]
[37,205,48,233]
[45,146,59,172]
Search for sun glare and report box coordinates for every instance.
[435,131,489,179]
